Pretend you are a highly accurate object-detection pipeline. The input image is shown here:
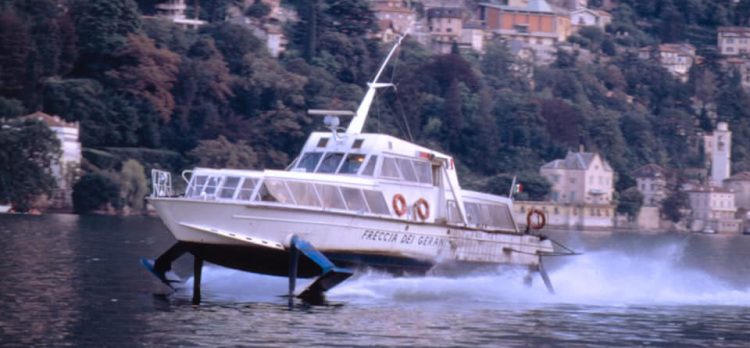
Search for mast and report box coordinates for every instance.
[345,33,407,134]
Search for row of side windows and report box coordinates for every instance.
[185,174,390,216]
[446,200,515,231]
[296,152,377,176]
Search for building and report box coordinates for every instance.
[703,122,732,187]
[371,0,416,41]
[570,8,612,31]
[226,0,291,57]
[460,21,486,53]
[478,0,573,46]
[722,57,750,89]
[717,26,750,57]
[426,7,464,53]
[717,27,750,90]
[637,43,697,82]
[723,172,750,210]
[686,186,740,233]
[632,164,668,206]
[155,0,206,29]
[540,149,614,204]
[20,112,81,210]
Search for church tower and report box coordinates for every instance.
[710,122,732,187]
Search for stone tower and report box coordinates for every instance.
[710,122,732,187]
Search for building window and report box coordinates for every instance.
[727,38,735,44]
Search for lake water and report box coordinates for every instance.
[1,214,749,347]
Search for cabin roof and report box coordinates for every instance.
[299,131,453,161]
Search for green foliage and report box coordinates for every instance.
[188,135,258,169]
[6,0,750,220]
[246,0,272,18]
[105,34,181,121]
[0,10,30,100]
[661,190,688,223]
[199,22,266,73]
[0,97,25,118]
[71,0,141,73]
[116,159,149,211]
[617,187,644,218]
[469,172,551,201]
[72,173,120,213]
[0,119,60,211]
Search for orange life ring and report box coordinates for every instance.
[526,209,546,230]
[392,194,407,216]
[415,198,430,221]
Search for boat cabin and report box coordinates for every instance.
[179,131,519,234]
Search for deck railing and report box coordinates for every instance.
[151,169,173,197]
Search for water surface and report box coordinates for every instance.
[1,214,749,347]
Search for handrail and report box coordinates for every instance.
[151,169,173,197]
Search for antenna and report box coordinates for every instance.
[345,33,408,134]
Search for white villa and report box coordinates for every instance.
[724,172,750,210]
[570,8,612,31]
[515,149,615,230]
[633,164,668,206]
[21,112,81,210]
[638,43,697,82]
[540,149,614,204]
[686,186,740,233]
[155,0,206,29]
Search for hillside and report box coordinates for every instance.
[2,0,750,213]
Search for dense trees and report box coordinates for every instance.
[0,119,60,212]
[3,0,750,216]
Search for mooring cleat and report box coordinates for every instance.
[141,258,182,290]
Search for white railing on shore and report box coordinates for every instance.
[151,169,173,197]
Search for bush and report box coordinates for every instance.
[72,173,121,213]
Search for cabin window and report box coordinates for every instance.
[297,152,323,173]
[236,178,258,200]
[340,187,369,212]
[186,175,207,197]
[447,200,461,223]
[380,157,401,179]
[490,203,515,230]
[315,184,347,210]
[363,190,389,215]
[361,155,378,176]
[464,202,480,225]
[257,179,295,204]
[202,176,221,197]
[219,176,241,199]
[464,201,515,230]
[352,139,364,148]
[478,204,495,227]
[413,160,432,184]
[287,181,321,207]
[317,152,345,173]
[338,154,366,174]
[396,158,418,182]
[317,138,329,147]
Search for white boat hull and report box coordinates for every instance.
[151,197,554,275]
